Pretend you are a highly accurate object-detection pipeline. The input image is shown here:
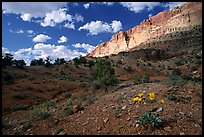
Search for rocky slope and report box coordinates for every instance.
[88,2,202,57]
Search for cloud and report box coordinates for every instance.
[41,8,72,27]
[33,43,86,63]
[2,43,87,66]
[13,48,33,65]
[83,2,114,9]
[111,20,122,33]
[64,22,75,29]
[120,2,160,13]
[78,20,122,35]
[2,2,67,20]
[20,13,32,21]
[27,30,34,34]
[163,2,186,10]
[16,29,24,34]
[58,36,68,43]
[72,43,95,53]
[83,3,90,9]
[74,14,84,22]
[9,29,24,34]
[2,47,10,55]
[148,14,152,18]
[33,34,51,43]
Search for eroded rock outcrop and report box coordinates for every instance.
[88,2,202,57]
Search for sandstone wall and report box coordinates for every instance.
[89,2,202,57]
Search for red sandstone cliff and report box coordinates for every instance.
[88,2,202,57]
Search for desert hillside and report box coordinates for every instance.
[2,2,202,135]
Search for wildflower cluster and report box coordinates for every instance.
[132,92,165,104]
[132,92,144,103]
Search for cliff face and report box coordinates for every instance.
[88,2,202,57]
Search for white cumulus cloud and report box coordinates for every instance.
[41,8,72,27]
[2,47,10,55]
[2,2,67,20]
[64,22,75,29]
[27,30,34,34]
[120,2,160,13]
[74,14,84,22]
[33,43,86,62]
[78,20,122,35]
[83,3,90,9]
[58,36,68,43]
[33,34,51,43]
[111,20,122,33]
[16,29,24,34]
[20,13,32,21]
[2,43,88,66]
[72,43,95,53]
[83,2,114,9]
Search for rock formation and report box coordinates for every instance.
[88,2,202,57]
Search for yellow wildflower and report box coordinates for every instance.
[159,99,165,104]
[132,97,142,103]
[137,93,144,98]
[149,92,155,101]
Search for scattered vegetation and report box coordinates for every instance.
[86,93,97,104]
[30,58,44,66]
[29,107,50,121]
[10,104,27,112]
[124,66,134,73]
[11,92,26,100]
[54,58,66,65]
[2,71,14,84]
[136,112,163,128]
[44,56,53,67]
[133,73,149,84]
[89,59,118,89]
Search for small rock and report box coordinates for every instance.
[58,132,66,135]
[194,124,200,127]
[136,124,140,128]
[127,117,131,121]
[128,109,131,112]
[97,127,102,131]
[179,132,185,135]
[104,118,109,123]
[122,106,127,110]
[164,126,171,132]
[156,107,163,112]
[179,112,185,115]
[27,129,31,132]
[82,121,89,126]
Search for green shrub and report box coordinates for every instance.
[10,104,27,112]
[89,59,118,88]
[90,80,102,90]
[86,60,95,68]
[13,59,26,69]
[11,92,26,100]
[133,73,149,84]
[124,66,134,73]
[172,68,181,75]
[175,60,183,66]
[2,71,14,84]
[29,107,50,121]
[136,112,163,128]
[116,60,123,65]
[167,95,177,101]
[86,93,97,104]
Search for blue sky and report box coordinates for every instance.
[2,2,186,65]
